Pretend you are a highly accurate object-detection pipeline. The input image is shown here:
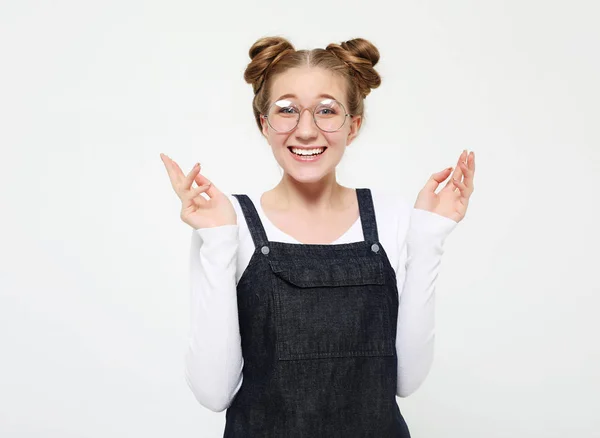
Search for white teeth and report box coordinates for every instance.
[290,147,325,156]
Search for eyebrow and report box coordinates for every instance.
[275,93,339,102]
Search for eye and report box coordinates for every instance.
[317,108,336,115]
[315,99,342,117]
[279,106,298,114]
[316,105,339,117]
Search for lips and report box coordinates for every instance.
[287,146,327,161]
[287,146,327,150]
[287,146,327,155]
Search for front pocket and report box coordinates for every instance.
[269,257,394,361]
[269,256,385,288]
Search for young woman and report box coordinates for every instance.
[161,36,475,437]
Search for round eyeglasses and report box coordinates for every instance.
[262,98,352,133]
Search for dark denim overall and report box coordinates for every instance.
[225,188,410,437]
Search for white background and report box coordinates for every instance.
[1,0,598,436]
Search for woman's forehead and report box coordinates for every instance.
[270,67,346,104]
[273,93,340,103]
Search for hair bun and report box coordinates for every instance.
[326,38,381,97]
[244,37,295,94]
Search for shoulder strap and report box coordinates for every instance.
[232,194,269,248]
[356,188,379,242]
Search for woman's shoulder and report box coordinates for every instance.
[360,187,413,237]
[224,192,263,228]
[365,187,412,217]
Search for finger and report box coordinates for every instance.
[445,150,467,193]
[194,173,220,199]
[454,178,472,206]
[161,154,185,186]
[170,159,186,181]
[184,182,211,206]
[423,167,453,193]
[160,153,180,187]
[189,183,212,207]
[458,161,474,193]
[459,151,475,189]
[457,162,475,197]
[453,149,467,182]
[195,171,210,186]
[463,152,475,188]
[444,177,466,196]
[184,163,201,189]
[191,183,212,197]
[440,167,456,191]
[454,177,467,195]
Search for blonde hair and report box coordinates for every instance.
[243,37,382,132]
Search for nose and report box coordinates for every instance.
[295,107,318,140]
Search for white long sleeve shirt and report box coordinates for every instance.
[185,189,458,412]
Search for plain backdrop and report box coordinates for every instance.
[1,0,598,437]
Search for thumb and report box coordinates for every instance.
[422,167,453,193]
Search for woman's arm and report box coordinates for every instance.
[185,224,244,412]
[395,206,458,397]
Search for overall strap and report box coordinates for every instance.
[232,194,269,249]
[356,188,379,242]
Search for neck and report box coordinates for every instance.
[268,172,349,213]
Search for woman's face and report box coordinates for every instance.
[260,67,362,184]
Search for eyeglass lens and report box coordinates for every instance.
[267,99,347,132]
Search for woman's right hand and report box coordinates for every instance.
[160,153,237,229]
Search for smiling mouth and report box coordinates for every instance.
[287,146,327,156]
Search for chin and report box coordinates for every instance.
[271,147,343,182]
[287,172,326,184]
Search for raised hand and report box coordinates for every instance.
[414,150,476,223]
[160,153,237,229]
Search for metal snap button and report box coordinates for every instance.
[261,245,270,255]
[371,243,380,253]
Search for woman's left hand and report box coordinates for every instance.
[414,150,476,223]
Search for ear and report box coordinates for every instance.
[260,114,269,139]
[346,115,362,146]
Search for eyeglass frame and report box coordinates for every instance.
[260,98,354,133]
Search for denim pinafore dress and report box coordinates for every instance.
[225,188,410,437]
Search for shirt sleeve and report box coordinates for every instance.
[185,224,244,412]
[395,206,458,397]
